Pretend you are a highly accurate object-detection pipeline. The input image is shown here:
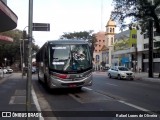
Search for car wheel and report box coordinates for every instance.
[108,73,111,78]
[117,74,121,80]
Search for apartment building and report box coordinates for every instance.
[137,29,160,72]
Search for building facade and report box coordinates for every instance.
[93,17,160,73]
[137,29,160,72]
[93,31,105,70]
[105,19,116,67]
[93,19,116,70]
[113,28,137,70]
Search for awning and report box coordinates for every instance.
[0,35,13,43]
[0,1,18,32]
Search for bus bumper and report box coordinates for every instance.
[49,74,92,88]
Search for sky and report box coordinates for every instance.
[8,0,115,47]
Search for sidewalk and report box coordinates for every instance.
[0,73,40,120]
[134,72,160,83]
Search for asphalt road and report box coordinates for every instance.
[32,73,160,120]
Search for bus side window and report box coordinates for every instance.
[44,47,48,65]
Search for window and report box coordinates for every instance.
[99,40,101,42]
[154,31,160,36]
[111,37,114,45]
[103,40,105,42]
[110,28,112,33]
[132,44,136,47]
[99,45,101,47]
[50,44,92,71]
[143,54,149,59]
[144,33,149,39]
[153,53,160,58]
[154,41,160,47]
[144,43,149,49]
[113,28,114,33]
[96,55,99,62]
[132,34,137,39]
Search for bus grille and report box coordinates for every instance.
[61,82,84,87]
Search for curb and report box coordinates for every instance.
[135,77,160,83]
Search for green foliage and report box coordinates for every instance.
[0,29,39,66]
[114,39,130,51]
[111,0,160,33]
[60,30,97,58]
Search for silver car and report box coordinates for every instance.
[108,66,135,80]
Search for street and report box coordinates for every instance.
[31,72,160,120]
[1,72,160,120]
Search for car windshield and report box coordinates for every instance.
[118,67,129,71]
[49,44,92,72]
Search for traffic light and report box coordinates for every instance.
[23,30,27,39]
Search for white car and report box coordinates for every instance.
[3,68,8,74]
[3,67,13,74]
[108,66,135,80]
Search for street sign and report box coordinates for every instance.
[32,23,50,31]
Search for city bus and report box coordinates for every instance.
[36,39,93,90]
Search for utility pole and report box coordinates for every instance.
[26,0,33,119]
[148,19,153,78]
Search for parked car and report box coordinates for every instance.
[3,68,8,74]
[2,67,13,74]
[108,66,135,80]
[7,68,13,74]
[104,66,110,70]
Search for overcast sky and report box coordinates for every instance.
[8,0,114,47]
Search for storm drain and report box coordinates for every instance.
[9,90,33,104]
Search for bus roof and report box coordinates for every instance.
[47,39,89,45]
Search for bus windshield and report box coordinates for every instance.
[49,44,92,72]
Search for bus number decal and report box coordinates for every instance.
[52,62,64,65]
[52,47,66,49]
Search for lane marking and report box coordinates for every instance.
[31,87,44,120]
[119,100,159,115]
[83,87,93,91]
[32,86,57,120]
[105,83,118,87]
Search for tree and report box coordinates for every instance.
[111,0,160,33]
[0,29,39,67]
[60,30,97,58]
